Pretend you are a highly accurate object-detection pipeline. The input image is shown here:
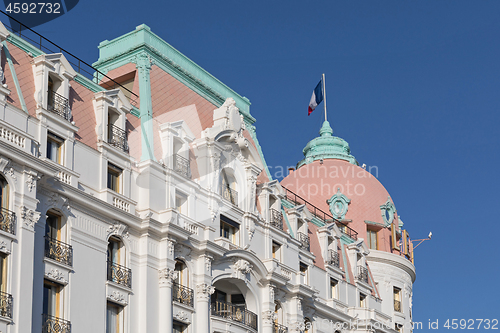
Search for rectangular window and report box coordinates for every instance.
[394,287,402,312]
[43,280,61,317]
[47,132,63,164]
[299,262,308,285]
[106,302,121,333]
[359,293,366,308]
[220,215,239,245]
[330,278,338,299]
[175,192,188,215]
[107,163,122,192]
[272,241,281,260]
[367,229,378,250]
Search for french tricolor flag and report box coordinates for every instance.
[308,79,324,115]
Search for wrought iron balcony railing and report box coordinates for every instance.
[172,282,194,307]
[222,185,238,206]
[211,300,257,330]
[47,90,71,121]
[173,154,191,179]
[326,249,340,268]
[107,261,132,289]
[0,291,12,319]
[42,314,71,333]
[282,186,358,240]
[269,208,283,230]
[357,266,369,284]
[108,124,129,152]
[0,207,15,235]
[297,231,310,251]
[44,237,73,267]
[273,323,288,333]
[394,299,401,312]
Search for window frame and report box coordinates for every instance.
[367,229,378,250]
[107,163,123,193]
[47,132,64,164]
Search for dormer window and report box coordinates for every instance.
[33,53,76,123]
[107,108,128,152]
[47,76,71,121]
[93,90,132,154]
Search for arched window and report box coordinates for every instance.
[107,236,131,288]
[0,175,9,210]
[274,301,285,330]
[173,259,193,306]
[221,169,237,206]
[0,176,13,235]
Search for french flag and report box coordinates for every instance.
[308,79,324,115]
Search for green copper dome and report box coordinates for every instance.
[297,121,357,168]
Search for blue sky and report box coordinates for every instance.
[7,0,500,329]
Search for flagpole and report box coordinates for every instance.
[322,73,327,122]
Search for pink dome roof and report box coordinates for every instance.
[281,159,399,252]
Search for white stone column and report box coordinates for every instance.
[261,284,277,333]
[196,283,214,333]
[158,268,177,333]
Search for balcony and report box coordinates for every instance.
[0,207,15,235]
[357,266,369,284]
[173,154,191,179]
[273,323,288,333]
[42,314,71,333]
[211,300,257,331]
[107,261,132,289]
[44,237,73,267]
[172,282,194,307]
[282,186,358,240]
[0,291,12,319]
[394,299,401,312]
[222,185,238,206]
[297,231,310,251]
[108,124,129,152]
[47,90,71,121]
[326,249,339,268]
[269,208,283,230]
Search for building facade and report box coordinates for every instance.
[0,19,415,333]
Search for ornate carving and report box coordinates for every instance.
[25,173,39,192]
[5,167,16,182]
[107,222,129,239]
[261,310,277,323]
[233,259,253,274]
[158,268,177,286]
[290,321,306,332]
[269,284,276,303]
[246,218,256,241]
[196,283,215,300]
[46,269,67,284]
[167,238,176,258]
[0,241,9,254]
[201,254,213,274]
[174,243,191,259]
[20,206,40,230]
[174,311,190,323]
[108,291,127,305]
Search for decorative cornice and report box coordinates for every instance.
[107,291,128,305]
[45,269,68,284]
